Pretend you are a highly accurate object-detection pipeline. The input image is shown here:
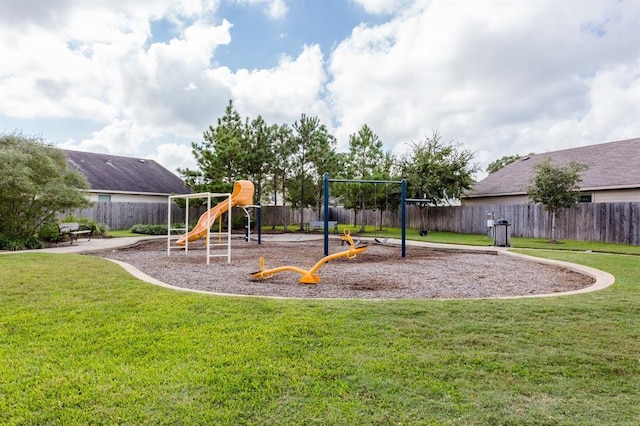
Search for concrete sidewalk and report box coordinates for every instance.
[0,236,162,255]
[1,233,328,255]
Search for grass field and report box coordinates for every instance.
[2,234,639,424]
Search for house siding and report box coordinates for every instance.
[462,195,528,205]
[592,188,640,203]
[463,188,640,205]
[465,138,640,204]
[85,192,186,203]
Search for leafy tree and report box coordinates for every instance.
[340,124,387,231]
[285,174,316,213]
[242,115,274,202]
[290,114,337,229]
[400,131,479,230]
[486,154,523,174]
[371,152,399,230]
[0,133,90,242]
[308,140,340,219]
[179,100,244,195]
[526,157,588,243]
[208,99,245,189]
[269,124,295,230]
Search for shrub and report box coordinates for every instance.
[0,134,91,241]
[38,221,62,242]
[129,224,168,235]
[83,219,109,237]
[232,215,246,231]
[24,236,44,250]
[0,234,42,251]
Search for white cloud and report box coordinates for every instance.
[353,0,413,15]
[3,0,640,178]
[226,45,330,126]
[266,0,288,19]
[581,60,640,142]
[148,19,232,66]
[58,119,146,155]
[233,0,288,19]
[0,1,230,124]
[148,142,197,174]
[329,0,640,168]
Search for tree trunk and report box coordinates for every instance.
[271,174,277,230]
[282,179,288,233]
[315,182,322,221]
[551,211,557,243]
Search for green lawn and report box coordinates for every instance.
[3,238,639,424]
[359,227,640,255]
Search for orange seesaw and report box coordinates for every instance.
[251,228,369,284]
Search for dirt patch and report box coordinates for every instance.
[89,238,594,299]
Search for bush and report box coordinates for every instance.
[0,233,42,251]
[86,220,109,237]
[24,237,44,250]
[38,221,62,243]
[0,134,91,241]
[232,215,247,231]
[129,224,168,235]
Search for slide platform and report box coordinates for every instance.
[176,180,254,245]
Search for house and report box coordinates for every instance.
[64,149,190,203]
[463,137,640,205]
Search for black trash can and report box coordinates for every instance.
[493,219,511,247]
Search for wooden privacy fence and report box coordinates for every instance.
[67,202,182,230]
[68,201,640,246]
[67,202,315,232]
[321,203,640,246]
[423,202,640,246]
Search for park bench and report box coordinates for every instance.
[305,220,339,234]
[58,222,92,244]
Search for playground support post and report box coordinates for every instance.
[168,192,231,264]
[322,173,407,258]
[240,204,262,244]
[401,179,406,257]
[324,173,330,256]
[257,202,261,244]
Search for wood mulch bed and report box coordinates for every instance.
[90,238,594,300]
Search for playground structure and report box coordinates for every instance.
[252,228,369,284]
[168,180,260,264]
[321,173,431,258]
[323,173,407,257]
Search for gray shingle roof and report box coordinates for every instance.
[64,150,189,195]
[466,137,640,198]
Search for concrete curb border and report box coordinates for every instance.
[101,237,616,301]
[3,234,617,300]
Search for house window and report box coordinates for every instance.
[98,194,112,202]
[579,193,592,203]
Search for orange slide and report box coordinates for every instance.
[176,180,254,246]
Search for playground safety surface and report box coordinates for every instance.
[89,238,595,300]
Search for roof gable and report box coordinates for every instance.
[467,138,640,198]
[64,150,189,195]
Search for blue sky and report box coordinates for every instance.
[1,0,639,177]
[213,0,386,70]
